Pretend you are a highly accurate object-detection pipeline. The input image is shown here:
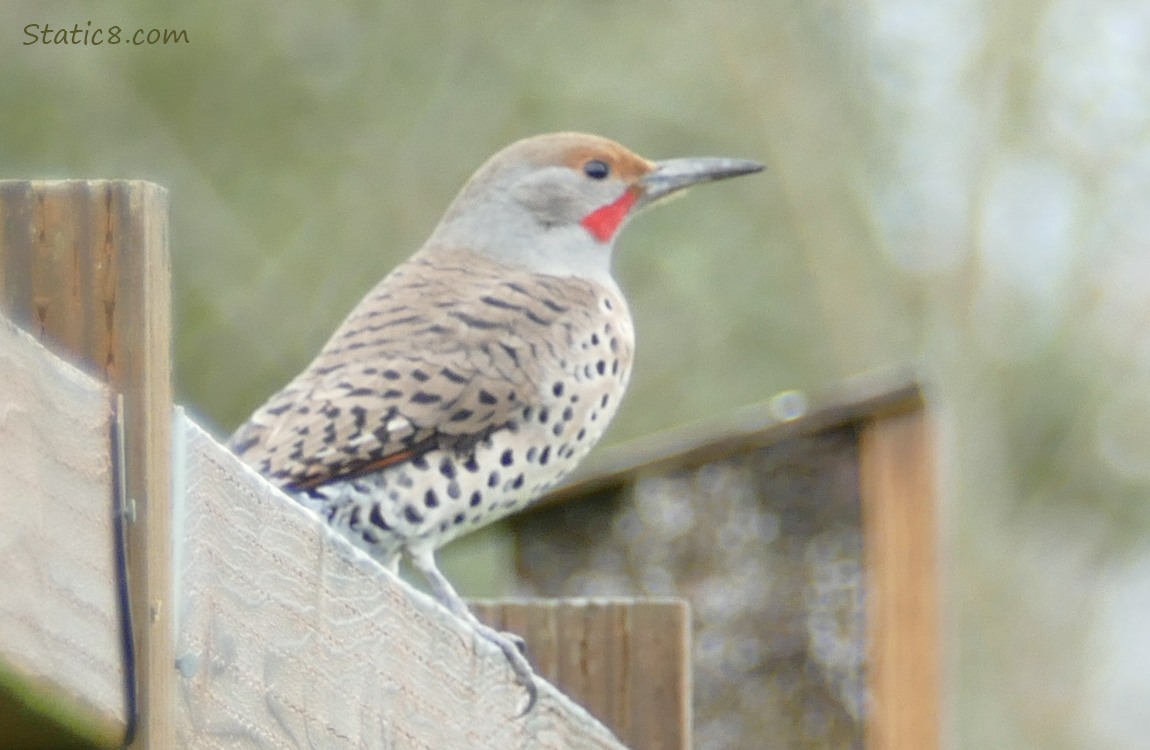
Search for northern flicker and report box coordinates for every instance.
[230,132,762,712]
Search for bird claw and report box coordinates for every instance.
[503,630,528,656]
[472,620,538,716]
[404,546,538,715]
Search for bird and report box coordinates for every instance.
[229,132,763,714]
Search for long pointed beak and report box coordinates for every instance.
[636,156,764,210]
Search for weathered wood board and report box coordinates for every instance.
[176,419,628,750]
[0,314,126,748]
[471,599,691,750]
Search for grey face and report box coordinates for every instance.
[510,165,629,228]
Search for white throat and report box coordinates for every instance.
[426,196,622,290]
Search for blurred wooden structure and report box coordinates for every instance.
[0,181,652,749]
[0,179,940,750]
[516,375,940,750]
[471,599,691,750]
[0,180,172,750]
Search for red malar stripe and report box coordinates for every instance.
[580,189,638,243]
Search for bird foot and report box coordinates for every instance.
[405,545,538,715]
[503,630,528,656]
[471,619,538,716]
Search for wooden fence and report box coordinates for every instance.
[0,181,671,749]
[513,376,940,750]
[0,180,941,750]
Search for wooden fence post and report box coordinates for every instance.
[0,180,174,749]
[860,405,940,750]
[471,599,692,750]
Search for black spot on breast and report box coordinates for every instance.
[424,489,439,508]
[463,455,480,472]
[447,481,460,499]
[383,369,402,380]
[488,471,500,488]
[500,449,513,466]
[410,391,441,404]
[552,382,564,397]
[470,490,483,507]
[370,503,391,530]
[539,446,551,466]
[412,369,430,382]
[439,457,455,479]
[479,390,498,405]
[412,455,430,470]
[404,505,423,524]
[596,360,606,376]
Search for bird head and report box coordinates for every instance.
[427,132,763,283]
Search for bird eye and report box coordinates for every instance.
[583,159,611,180]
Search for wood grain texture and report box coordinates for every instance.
[470,599,691,750]
[177,420,627,750]
[860,407,940,750]
[0,179,175,749]
[0,315,125,748]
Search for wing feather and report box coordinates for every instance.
[229,248,602,491]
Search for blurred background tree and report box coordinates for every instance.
[3,0,1149,747]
